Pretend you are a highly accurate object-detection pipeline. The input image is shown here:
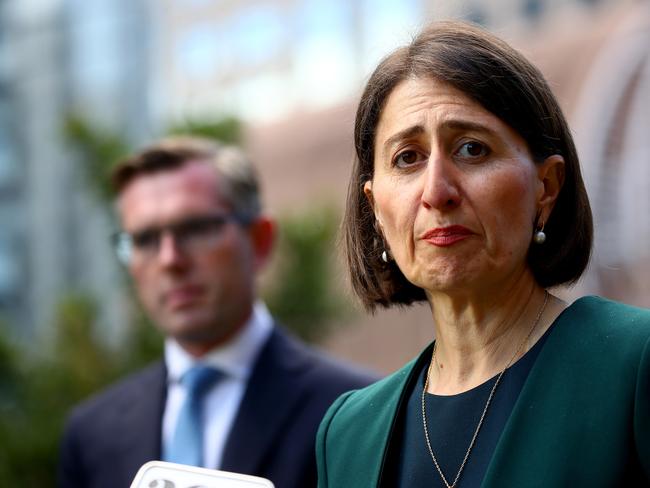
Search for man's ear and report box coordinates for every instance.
[536,154,565,223]
[249,215,276,271]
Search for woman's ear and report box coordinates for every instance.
[364,180,383,229]
[363,180,374,210]
[536,154,565,222]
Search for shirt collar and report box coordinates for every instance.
[165,301,273,383]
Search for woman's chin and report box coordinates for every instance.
[406,261,475,293]
[412,274,472,296]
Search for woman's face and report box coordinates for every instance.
[365,77,563,296]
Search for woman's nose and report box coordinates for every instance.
[421,155,461,210]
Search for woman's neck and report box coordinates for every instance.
[426,282,566,395]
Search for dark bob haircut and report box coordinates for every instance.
[344,20,593,311]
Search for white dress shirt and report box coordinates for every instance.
[162,301,273,469]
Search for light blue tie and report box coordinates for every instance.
[164,365,221,467]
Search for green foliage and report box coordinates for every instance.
[118,300,164,373]
[63,113,244,205]
[0,293,163,486]
[167,116,243,145]
[264,205,354,343]
[10,113,347,486]
[0,200,349,481]
[0,328,25,484]
[63,114,131,201]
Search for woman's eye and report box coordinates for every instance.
[394,150,421,167]
[457,141,488,159]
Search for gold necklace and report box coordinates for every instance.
[421,291,548,488]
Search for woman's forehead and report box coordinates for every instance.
[375,78,503,142]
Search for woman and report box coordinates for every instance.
[316,21,650,487]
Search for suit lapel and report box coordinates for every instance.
[117,361,167,481]
[220,328,308,474]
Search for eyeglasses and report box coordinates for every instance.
[112,213,251,265]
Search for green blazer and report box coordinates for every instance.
[317,296,650,487]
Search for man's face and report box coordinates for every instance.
[117,160,269,356]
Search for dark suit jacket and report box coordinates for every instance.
[317,296,650,487]
[58,326,376,488]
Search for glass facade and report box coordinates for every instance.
[166,0,426,121]
[0,6,26,323]
[0,0,150,336]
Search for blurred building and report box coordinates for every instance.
[152,0,650,372]
[566,3,650,308]
[0,0,151,338]
[155,0,634,125]
[0,3,27,327]
[3,0,649,373]
[323,1,650,373]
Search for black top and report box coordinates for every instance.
[387,325,552,487]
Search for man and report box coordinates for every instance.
[58,136,375,488]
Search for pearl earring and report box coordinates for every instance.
[533,222,546,244]
[381,250,389,262]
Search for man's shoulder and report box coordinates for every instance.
[67,361,165,425]
[59,362,166,486]
[259,326,380,396]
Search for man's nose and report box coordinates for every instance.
[157,231,189,268]
[421,154,461,210]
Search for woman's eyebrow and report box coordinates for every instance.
[439,119,499,137]
[382,125,426,151]
[381,120,500,152]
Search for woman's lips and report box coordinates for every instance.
[421,225,474,247]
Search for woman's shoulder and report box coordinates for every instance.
[552,295,650,368]
[565,295,650,338]
[332,356,421,416]
[316,355,428,487]
[319,349,428,433]
[316,351,427,483]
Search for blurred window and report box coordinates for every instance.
[0,139,18,186]
[6,0,63,21]
[176,0,215,7]
[297,0,351,37]
[234,71,293,122]
[177,7,285,81]
[523,0,544,19]
[0,224,21,298]
[67,0,124,95]
[0,27,10,77]
[293,0,356,108]
[229,6,285,67]
[176,23,222,79]
[0,108,18,186]
[463,5,488,25]
[360,0,420,74]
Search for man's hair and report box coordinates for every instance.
[112,136,261,219]
[344,20,593,311]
